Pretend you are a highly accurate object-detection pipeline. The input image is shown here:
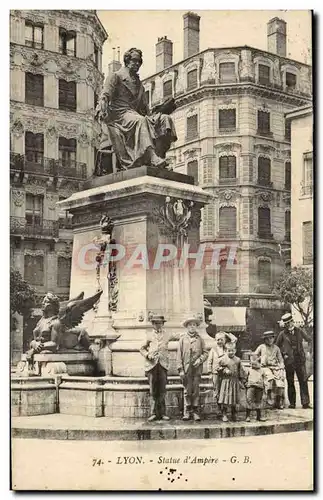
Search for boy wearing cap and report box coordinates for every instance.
[276,313,312,409]
[177,317,208,421]
[140,315,179,422]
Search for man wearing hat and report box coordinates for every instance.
[276,313,312,409]
[140,315,179,422]
[177,316,208,421]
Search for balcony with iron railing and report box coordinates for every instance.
[10,153,87,180]
[10,216,59,238]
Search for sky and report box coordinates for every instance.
[97,10,312,79]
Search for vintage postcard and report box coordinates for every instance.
[10,9,313,491]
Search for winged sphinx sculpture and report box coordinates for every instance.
[25,290,103,361]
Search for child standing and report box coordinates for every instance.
[208,332,237,401]
[217,343,246,422]
[177,316,208,421]
[140,315,178,422]
[245,353,266,422]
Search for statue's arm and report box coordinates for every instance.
[95,73,118,121]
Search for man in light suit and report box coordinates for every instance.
[95,48,177,171]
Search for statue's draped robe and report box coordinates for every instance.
[100,67,177,170]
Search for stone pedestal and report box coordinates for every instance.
[59,167,213,378]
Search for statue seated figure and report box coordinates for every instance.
[95,47,177,172]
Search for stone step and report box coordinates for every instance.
[12,409,313,442]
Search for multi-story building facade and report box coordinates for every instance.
[10,10,107,361]
[143,13,312,345]
[285,105,313,269]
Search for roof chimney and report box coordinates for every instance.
[183,12,200,59]
[267,17,287,57]
[156,36,173,73]
[108,46,122,75]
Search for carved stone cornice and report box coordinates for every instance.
[174,83,311,110]
[215,142,242,154]
[183,148,201,160]
[10,103,97,142]
[218,189,240,204]
[10,43,104,92]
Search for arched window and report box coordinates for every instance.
[219,206,237,238]
[258,207,271,238]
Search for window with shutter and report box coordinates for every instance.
[302,221,313,264]
[59,28,76,56]
[187,160,198,184]
[202,204,215,238]
[285,119,291,141]
[258,64,270,85]
[219,260,237,292]
[57,257,72,287]
[219,207,237,237]
[219,109,236,130]
[94,44,99,67]
[24,255,44,286]
[25,21,43,49]
[302,152,313,196]
[257,110,271,134]
[59,79,77,111]
[163,80,172,98]
[258,207,271,238]
[219,156,236,182]
[25,132,44,164]
[257,157,271,186]
[258,260,271,287]
[285,162,291,189]
[219,62,236,83]
[286,72,297,89]
[25,73,44,106]
[25,194,43,226]
[186,115,198,141]
[187,69,198,90]
[285,211,291,241]
[59,137,76,167]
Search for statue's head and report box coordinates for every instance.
[124,48,143,74]
[42,292,60,316]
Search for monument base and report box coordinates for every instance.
[17,352,96,377]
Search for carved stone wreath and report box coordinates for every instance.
[152,197,196,244]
